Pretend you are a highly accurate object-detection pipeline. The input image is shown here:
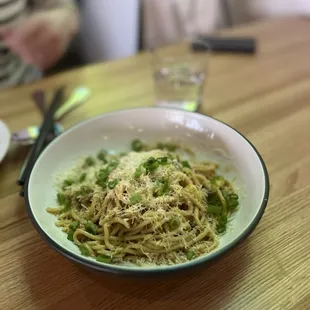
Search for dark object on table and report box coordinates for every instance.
[192,37,256,54]
[18,87,65,196]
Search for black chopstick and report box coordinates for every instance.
[18,87,65,192]
[17,90,48,186]
[31,89,58,141]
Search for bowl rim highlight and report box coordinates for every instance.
[24,108,270,275]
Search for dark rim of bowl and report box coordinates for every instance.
[24,108,270,275]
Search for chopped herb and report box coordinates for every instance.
[69,221,80,231]
[181,160,191,169]
[210,176,224,185]
[96,179,107,188]
[67,229,74,241]
[108,159,119,172]
[97,168,109,182]
[97,149,108,163]
[61,204,71,213]
[156,142,165,149]
[217,214,228,233]
[107,179,118,189]
[206,205,222,215]
[143,157,159,174]
[85,221,98,234]
[79,245,90,256]
[154,179,169,197]
[57,193,66,205]
[168,217,180,230]
[79,186,92,195]
[229,193,238,200]
[157,142,177,152]
[129,193,142,204]
[186,250,195,260]
[157,157,169,165]
[137,156,170,177]
[229,201,238,209]
[227,193,239,210]
[57,193,71,212]
[63,179,74,188]
[134,165,144,178]
[167,153,175,160]
[96,167,110,187]
[165,143,177,152]
[211,176,230,188]
[96,160,120,187]
[131,139,144,152]
[96,255,112,264]
[206,192,222,207]
[79,173,87,183]
[84,156,95,167]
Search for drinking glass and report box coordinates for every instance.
[152,42,210,112]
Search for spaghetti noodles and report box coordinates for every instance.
[47,141,239,266]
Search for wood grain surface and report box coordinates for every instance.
[1,17,310,310]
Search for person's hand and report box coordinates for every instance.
[0,8,78,70]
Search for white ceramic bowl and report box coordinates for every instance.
[25,108,269,275]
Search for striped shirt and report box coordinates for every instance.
[0,0,75,88]
[0,0,34,88]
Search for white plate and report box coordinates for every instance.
[0,120,10,163]
[26,108,269,275]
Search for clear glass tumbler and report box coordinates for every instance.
[152,42,210,112]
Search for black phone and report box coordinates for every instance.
[192,37,256,54]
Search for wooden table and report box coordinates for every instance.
[1,17,310,310]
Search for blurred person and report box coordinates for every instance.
[142,0,310,49]
[0,0,79,88]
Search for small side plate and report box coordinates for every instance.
[0,120,10,163]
